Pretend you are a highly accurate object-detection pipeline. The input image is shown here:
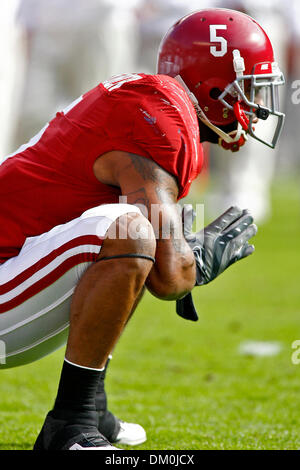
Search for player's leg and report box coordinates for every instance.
[0,203,155,449]
[34,211,156,450]
[97,287,147,445]
[64,211,155,368]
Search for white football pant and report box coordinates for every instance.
[0,203,140,369]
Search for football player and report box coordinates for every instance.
[0,9,285,450]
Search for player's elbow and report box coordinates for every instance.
[146,256,196,301]
[146,279,191,301]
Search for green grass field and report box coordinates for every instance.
[0,178,300,450]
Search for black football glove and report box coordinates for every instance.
[176,205,257,321]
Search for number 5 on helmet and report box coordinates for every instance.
[157,8,285,150]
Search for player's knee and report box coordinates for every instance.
[105,211,156,253]
[98,212,156,282]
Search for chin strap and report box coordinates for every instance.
[218,125,248,152]
[174,75,247,152]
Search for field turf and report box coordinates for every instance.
[0,178,299,450]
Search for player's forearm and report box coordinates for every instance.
[145,239,196,300]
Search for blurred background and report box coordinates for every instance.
[1,0,300,450]
[1,0,300,222]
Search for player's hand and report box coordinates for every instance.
[183,205,257,286]
[176,205,257,322]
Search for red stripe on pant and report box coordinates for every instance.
[0,251,98,314]
[0,235,103,295]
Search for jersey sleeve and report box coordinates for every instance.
[102,80,203,199]
[132,92,188,196]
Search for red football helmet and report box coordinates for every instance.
[157,8,285,149]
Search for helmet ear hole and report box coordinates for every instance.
[209,87,222,100]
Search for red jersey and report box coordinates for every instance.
[0,73,203,263]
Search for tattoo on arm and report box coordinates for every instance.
[124,187,151,217]
[128,154,178,199]
[127,153,159,183]
[123,154,188,255]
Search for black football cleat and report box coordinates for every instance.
[33,410,120,450]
